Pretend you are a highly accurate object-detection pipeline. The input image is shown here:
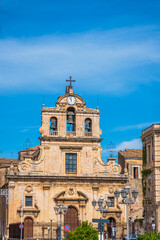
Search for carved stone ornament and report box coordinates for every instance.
[25,185,33,193]
[18,162,30,172]
[68,188,74,195]
[103,162,121,174]
[108,187,114,194]
[116,212,121,218]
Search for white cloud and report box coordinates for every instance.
[102,138,142,156]
[0,26,160,94]
[116,138,142,151]
[112,122,157,131]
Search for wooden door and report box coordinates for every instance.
[24,217,33,239]
[64,206,79,232]
[9,223,23,239]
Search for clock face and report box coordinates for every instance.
[67,96,76,105]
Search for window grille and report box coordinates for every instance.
[65,153,77,173]
[25,196,32,207]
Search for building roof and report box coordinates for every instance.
[0,158,18,167]
[20,145,40,152]
[19,145,40,160]
[118,149,142,159]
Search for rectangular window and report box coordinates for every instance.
[25,196,32,207]
[65,153,77,173]
[148,145,151,162]
[108,197,114,207]
[133,167,139,179]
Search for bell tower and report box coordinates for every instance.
[39,78,101,139]
[38,77,103,175]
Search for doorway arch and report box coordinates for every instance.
[24,217,33,239]
[64,206,79,232]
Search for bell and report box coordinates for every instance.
[50,120,57,130]
[85,121,91,131]
[68,115,74,124]
[67,111,74,124]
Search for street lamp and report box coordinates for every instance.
[114,186,138,240]
[50,219,53,240]
[92,196,112,240]
[54,204,68,240]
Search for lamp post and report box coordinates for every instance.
[114,186,138,240]
[54,204,68,240]
[50,219,53,240]
[92,196,112,240]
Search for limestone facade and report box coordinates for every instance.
[141,124,160,231]
[0,86,142,239]
[118,149,143,234]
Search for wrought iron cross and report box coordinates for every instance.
[66,76,75,87]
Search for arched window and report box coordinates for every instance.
[50,117,58,135]
[85,118,92,136]
[66,108,76,136]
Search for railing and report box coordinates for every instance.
[66,131,76,136]
[85,132,92,136]
[50,131,58,136]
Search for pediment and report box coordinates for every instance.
[56,93,86,106]
[54,188,88,203]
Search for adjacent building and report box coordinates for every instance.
[118,149,143,234]
[141,124,160,231]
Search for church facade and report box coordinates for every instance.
[1,81,142,239]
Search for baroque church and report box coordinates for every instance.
[0,79,143,239]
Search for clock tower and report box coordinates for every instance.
[38,77,103,175]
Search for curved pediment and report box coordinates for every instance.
[56,93,86,107]
[54,188,88,203]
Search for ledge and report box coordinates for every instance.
[39,136,103,143]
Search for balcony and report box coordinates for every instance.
[50,130,58,136]
[85,132,92,136]
[66,131,76,136]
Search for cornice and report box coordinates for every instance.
[6,174,128,183]
[39,136,103,143]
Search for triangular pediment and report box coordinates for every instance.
[54,188,88,203]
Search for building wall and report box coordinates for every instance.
[7,177,128,239]
[141,124,160,231]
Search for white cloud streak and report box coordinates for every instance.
[103,138,142,155]
[116,138,142,151]
[0,26,160,94]
[112,122,157,131]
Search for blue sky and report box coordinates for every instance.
[0,0,160,159]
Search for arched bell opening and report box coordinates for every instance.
[66,107,76,136]
[50,117,58,135]
[85,118,92,136]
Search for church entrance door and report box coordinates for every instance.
[64,206,79,232]
[24,217,33,239]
